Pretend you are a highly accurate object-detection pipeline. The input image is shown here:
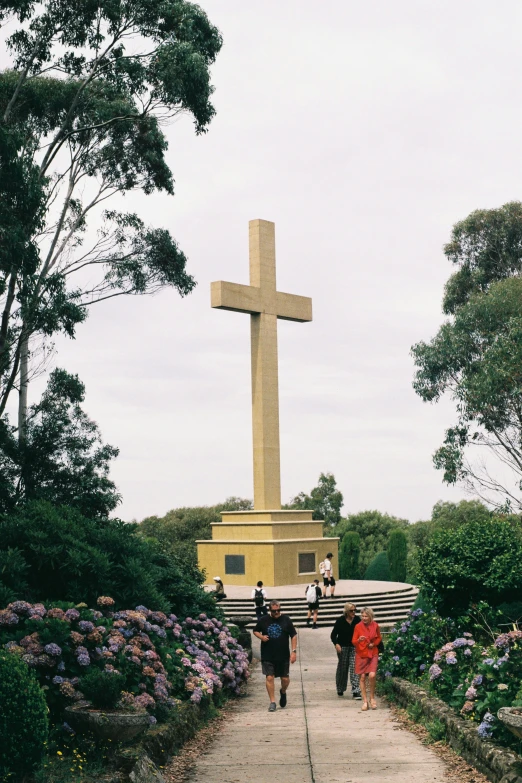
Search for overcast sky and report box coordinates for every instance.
[14,1,522,522]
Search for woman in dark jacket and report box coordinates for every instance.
[330,602,361,699]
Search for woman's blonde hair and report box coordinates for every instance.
[360,606,374,622]
[343,602,356,616]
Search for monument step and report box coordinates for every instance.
[220,597,417,612]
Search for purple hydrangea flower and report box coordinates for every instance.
[429,664,442,680]
[452,638,468,648]
[44,643,62,656]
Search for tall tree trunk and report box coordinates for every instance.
[18,332,29,446]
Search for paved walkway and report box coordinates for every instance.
[187,627,447,783]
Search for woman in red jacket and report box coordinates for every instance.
[352,606,381,711]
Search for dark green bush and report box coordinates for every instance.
[363,551,391,581]
[387,529,408,582]
[0,651,48,781]
[80,669,126,709]
[0,500,219,619]
[339,531,361,578]
[334,510,408,575]
[417,517,522,613]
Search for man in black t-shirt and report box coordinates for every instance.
[253,600,297,712]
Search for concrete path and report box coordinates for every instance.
[187,627,447,783]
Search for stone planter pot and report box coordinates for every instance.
[232,615,254,631]
[498,707,522,740]
[65,704,151,742]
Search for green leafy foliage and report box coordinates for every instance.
[441,201,522,314]
[0,369,120,515]
[0,651,48,781]
[287,472,343,528]
[387,529,408,582]
[0,500,218,618]
[382,606,522,751]
[339,531,361,579]
[412,203,522,510]
[80,668,125,709]
[363,551,391,581]
[138,497,252,570]
[417,517,522,613]
[0,0,223,420]
[335,510,409,576]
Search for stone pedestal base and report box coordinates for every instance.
[197,509,339,587]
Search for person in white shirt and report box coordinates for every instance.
[251,581,268,619]
[305,579,322,628]
[322,552,336,598]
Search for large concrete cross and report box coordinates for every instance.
[211,219,312,511]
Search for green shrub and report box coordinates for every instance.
[406,702,423,723]
[411,591,434,613]
[334,511,408,576]
[364,551,391,581]
[425,717,446,743]
[339,531,361,578]
[417,517,522,613]
[0,500,218,619]
[0,651,48,781]
[80,669,126,709]
[387,529,408,582]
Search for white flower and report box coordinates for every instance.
[497,683,508,691]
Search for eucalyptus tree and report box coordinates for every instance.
[412,202,522,510]
[0,0,222,436]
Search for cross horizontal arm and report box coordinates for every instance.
[276,291,312,322]
[211,281,262,314]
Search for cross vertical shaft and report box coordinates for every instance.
[249,221,281,509]
[211,219,312,512]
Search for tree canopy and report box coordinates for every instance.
[0,368,119,516]
[334,510,408,577]
[287,472,343,527]
[412,203,522,510]
[0,0,222,431]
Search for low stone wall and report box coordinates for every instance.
[386,678,522,783]
[104,700,217,783]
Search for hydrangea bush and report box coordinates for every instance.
[381,608,522,750]
[0,597,249,723]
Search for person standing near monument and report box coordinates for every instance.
[253,600,297,712]
[305,579,322,628]
[251,581,268,619]
[323,552,336,598]
[330,603,362,699]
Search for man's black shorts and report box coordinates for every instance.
[261,660,290,678]
[307,601,319,610]
[323,576,336,586]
